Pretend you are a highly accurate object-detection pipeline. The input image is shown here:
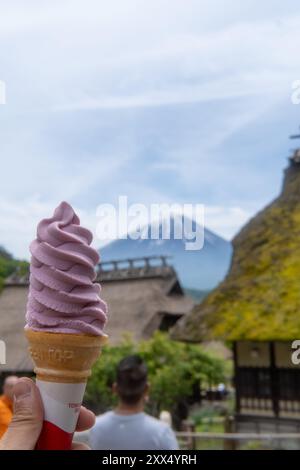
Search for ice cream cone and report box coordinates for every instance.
[25,329,108,450]
[24,202,108,449]
[25,329,108,383]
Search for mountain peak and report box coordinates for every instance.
[100,217,232,290]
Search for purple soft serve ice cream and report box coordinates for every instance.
[26,201,107,335]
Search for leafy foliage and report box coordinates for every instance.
[85,332,227,415]
[0,246,29,291]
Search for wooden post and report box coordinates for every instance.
[233,342,241,414]
[128,259,134,269]
[270,341,279,417]
[224,415,236,450]
[161,256,167,266]
[112,261,118,271]
[181,420,196,450]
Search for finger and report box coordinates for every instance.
[75,406,95,432]
[0,378,43,450]
[71,441,90,450]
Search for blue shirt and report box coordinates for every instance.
[90,411,179,450]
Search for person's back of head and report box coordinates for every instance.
[115,355,148,408]
[90,356,179,450]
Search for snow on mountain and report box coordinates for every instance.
[99,216,232,290]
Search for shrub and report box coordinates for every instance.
[85,331,227,418]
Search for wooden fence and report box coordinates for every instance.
[176,431,300,450]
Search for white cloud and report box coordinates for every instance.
[0,192,251,259]
[2,2,300,113]
[204,205,253,240]
[0,0,299,258]
[0,197,103,259]
[51,16,300,112]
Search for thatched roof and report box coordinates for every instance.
[96,257,194,343]
[0,257,193,371]
[172,157,300,342]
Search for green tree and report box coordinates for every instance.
[0,246,29,291]
[85,332,227,421]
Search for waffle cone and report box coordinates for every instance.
[25,329,108,383]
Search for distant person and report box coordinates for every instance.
[217,383,227,399]
[0,376,18,438]
[90,355,179,450]
[159,410,173,427]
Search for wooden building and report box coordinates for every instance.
[0,271,33,384]
[98,256,194,344]
[172,144,300,433]
[0,255,194,383]
[233,341,300,427]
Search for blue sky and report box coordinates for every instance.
[1,0,300,258]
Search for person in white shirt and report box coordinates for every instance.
[90,355,179,450]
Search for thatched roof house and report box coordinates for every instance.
[0,256,193,377]
[172,147,300,431]
[99,257,194,344]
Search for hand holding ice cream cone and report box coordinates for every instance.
[25,201,108,450]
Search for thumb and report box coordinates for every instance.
[0,378,44,450]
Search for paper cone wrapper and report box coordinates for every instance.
[25,329,108,450]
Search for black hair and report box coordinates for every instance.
[116,355,148,405]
